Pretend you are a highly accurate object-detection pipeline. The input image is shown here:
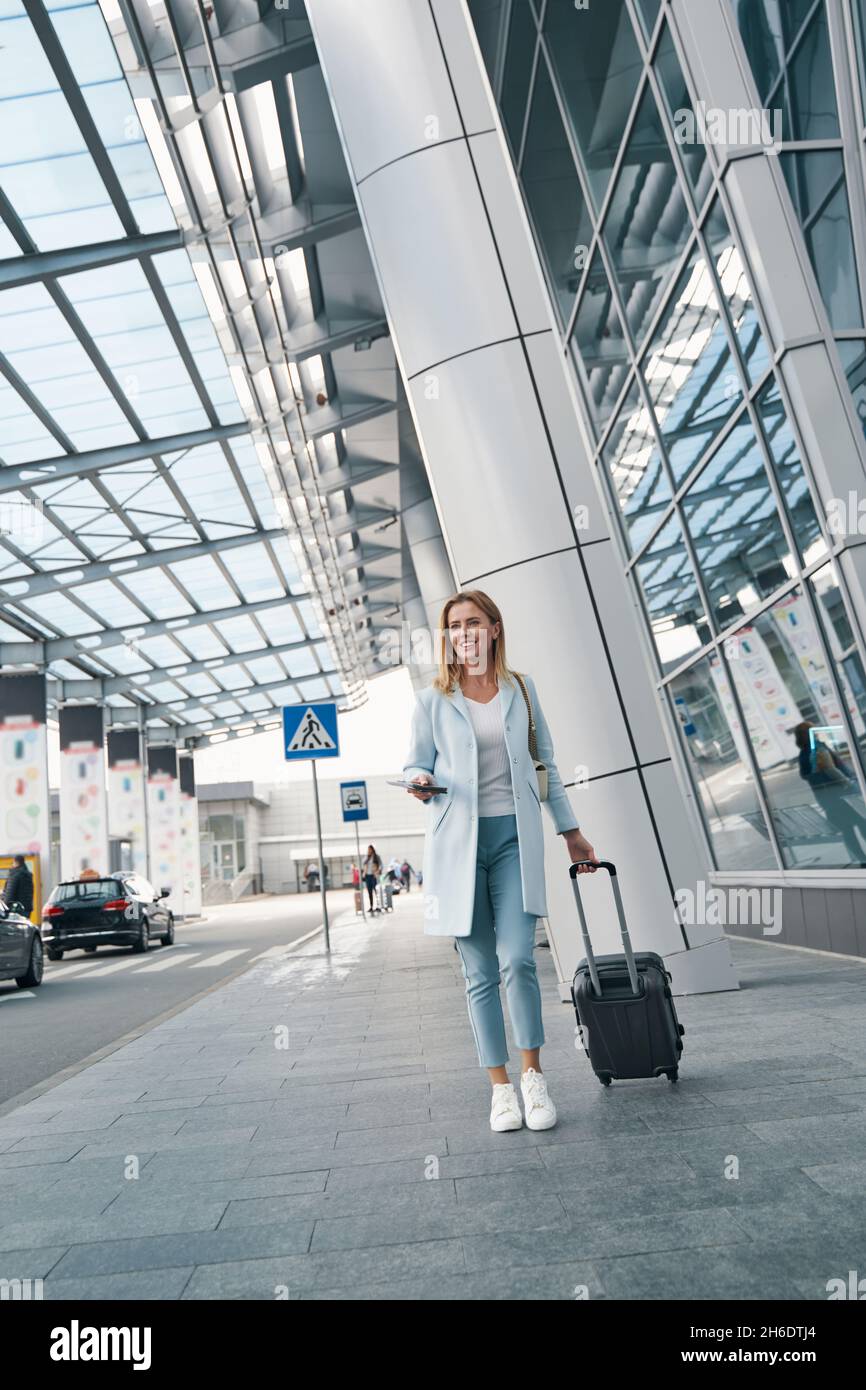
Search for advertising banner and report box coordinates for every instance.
[58,705,109,881]
[178,754,201,918]
[107,728,149,879]
[147,745,181,915]
[0,673,50,915]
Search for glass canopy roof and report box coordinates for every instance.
[0,0,402,744]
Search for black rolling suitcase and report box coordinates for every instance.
[569,861,685,1086]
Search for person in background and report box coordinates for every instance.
[362,845,382,912]
[794,721,866,862]
[304,861,320,893]
[3,854,33,918]
[401,859,413,892]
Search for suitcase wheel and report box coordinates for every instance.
[598,1074,612,1086]
[678,1024,685,1035]
[667,1068,679,1083]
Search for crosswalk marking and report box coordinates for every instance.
[133,952,202,973]
[0,990,35,1004]
[42,944,256,982]
[47,959,98,977]
[77,956,148,978]
[190,949,247,968]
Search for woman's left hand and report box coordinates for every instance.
[563,829,599,873]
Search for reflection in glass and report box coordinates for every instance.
[542,0,644,209]
[781,151,863,330]
[729,0,839,140]
[571,249,629,427]
[682,417,794,630]
[641,248,739,486]
[654,22,712,207]
[603,378,671,553]
[467,0,507,79]
[634,511,709,671]
[854,0,866,122]
[811,563,866,763]
[669,656,777,869]
[835,339,866,443]
[603,86,692,348]
[501,0,538,155]
[521,54,593,321]
[755,376,825,564]
[636,0,662,36]
[727,590,866,866]
[703,199,771,387]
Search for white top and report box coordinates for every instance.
[464,691,515,816]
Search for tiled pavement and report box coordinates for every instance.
[1,894,866,1301]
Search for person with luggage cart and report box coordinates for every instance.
[362,845,382,914]
[404,589,599,1133]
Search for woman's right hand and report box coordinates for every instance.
[408,774,436,801]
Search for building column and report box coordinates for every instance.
[107,727,149,879]
[58,705,110,881]
[146,744,182,917]
[0,672,51,917]
[178,753,202,919]
[306,0,737,995]
[399,394,457,692]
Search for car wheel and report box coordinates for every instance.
[16,934,44,988]
[132,919,150,954]
[47,947,63,961]
[160,915,175,947]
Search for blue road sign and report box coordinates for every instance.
[283,701,340,760]
[340,780,369,822]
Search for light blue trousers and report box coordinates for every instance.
[455,813,545,1068]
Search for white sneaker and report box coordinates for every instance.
[520,1068,557,1130]
[489,1082,523,1132]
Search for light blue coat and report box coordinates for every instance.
[403,673,580,937]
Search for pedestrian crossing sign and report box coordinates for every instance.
[282,701,340,760]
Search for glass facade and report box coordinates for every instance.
[731,0,866,341]
[470,0,866,872]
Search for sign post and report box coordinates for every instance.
[283,701,340,952]
[340,780,369,921]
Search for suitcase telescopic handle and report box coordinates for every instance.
[569,860,616,877]
[569,859,640,998]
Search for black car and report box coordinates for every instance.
[42,873,175,960]
[0,899,43,989]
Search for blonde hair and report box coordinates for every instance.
[432,589,517,695]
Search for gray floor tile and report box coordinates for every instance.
[2,897,863,1300]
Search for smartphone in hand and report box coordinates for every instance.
[387,779,449,794]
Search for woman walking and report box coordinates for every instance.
[362,844,382,913]
[404,590,598,1133]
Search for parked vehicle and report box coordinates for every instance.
[0,898,43,989]
[41,873,174,960]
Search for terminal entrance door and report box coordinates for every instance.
[213,840,236,882]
